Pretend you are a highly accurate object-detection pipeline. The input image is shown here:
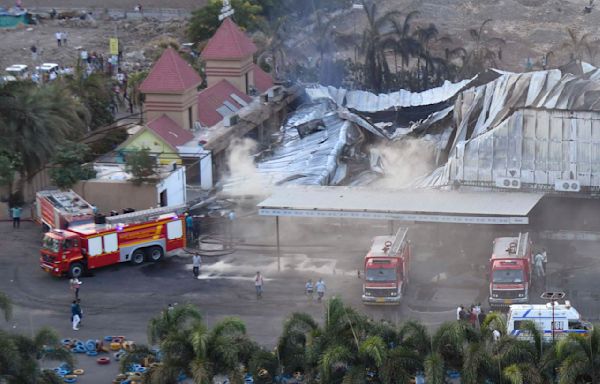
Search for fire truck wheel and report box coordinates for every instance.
[131,250,145,265]
[147,246,164,262]
[69,263,85,278]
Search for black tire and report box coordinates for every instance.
[69,262,85,278]
[147,246,164,262]
[131,249,145,265]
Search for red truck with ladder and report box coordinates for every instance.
[488,232,534,307]
[40,205,187,278]
[362,227,411,305]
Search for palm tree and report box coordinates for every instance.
[277,312,319,375]
[0,327,74,384]
[461,19,506,78]
[62,67,114,131]
[561,28,593,64]
[0,81,88,190]
[359,1,403,92]
[555,327,600,383]
[255,16,290,79]
[147,303,203,345]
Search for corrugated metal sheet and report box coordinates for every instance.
[305,79,473,112]
[418,68,600,190]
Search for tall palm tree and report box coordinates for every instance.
[0,327,73,384]
[555,327,600,383]
[62,67,114,131]
[461,19,506,78]
[561,28,593,64]
[0,81,88,189]
[256,16,290,79]
[147,303,204,345]
[359,1,403,92]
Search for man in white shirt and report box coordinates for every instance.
[192,254,202,278]
[456,305,464,321]
[55,31,62,47]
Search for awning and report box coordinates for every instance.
[258,186,544,225]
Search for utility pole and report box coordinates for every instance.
[541,291,566,344]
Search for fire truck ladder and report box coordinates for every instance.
[105,204,188,225]
[387,227,408,255]
[515,232,529,258]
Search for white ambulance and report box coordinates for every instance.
[507,302,592,341]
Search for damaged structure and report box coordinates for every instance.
[237,64,600,199]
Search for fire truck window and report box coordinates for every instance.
[42,235,60,253]
[167,220,183,239]
[103,233,118,253]
[64,239,73,249]
[88,237,103,256]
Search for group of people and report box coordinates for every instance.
[69,278,83,330]
[457,303,486,329]
[305,278,327,302]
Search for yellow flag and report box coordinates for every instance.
[109,38,119,55]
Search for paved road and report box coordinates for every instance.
[1,215,598,382]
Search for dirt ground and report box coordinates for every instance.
[0,16,186,73]
[2,0,600,84]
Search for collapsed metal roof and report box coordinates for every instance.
[417,67,600,194]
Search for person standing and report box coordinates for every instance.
[316,278,326,302]
[305,279,314,300]
[71,300,81,331]
[30,45,37,62]
[61,31,68,46]
[254,271,263,299]
[55,31,62,47]
[192,254,202,279]
[185,213,194,245]
[534,252,545,278]
[10,206,22,229]
[456,305,464,321]
[69,277,82,299]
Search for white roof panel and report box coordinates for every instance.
[258,186,544,217]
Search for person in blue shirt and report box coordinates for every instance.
[185,213,194,245]
[10,206,22,229]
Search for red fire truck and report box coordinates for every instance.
[40,205,187,278]
[35,190,95,230]
[362,227,410,305]
[488,232,533,307]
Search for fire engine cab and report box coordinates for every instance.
[488,232,533,307]
[40,205,186,278]
[362,227,410,305]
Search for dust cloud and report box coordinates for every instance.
[223,138,271,197]
[371,139,437,189]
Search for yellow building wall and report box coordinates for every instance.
[124,130,182,165]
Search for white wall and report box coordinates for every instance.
[156,166,187,206]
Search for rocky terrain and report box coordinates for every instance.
[1,0,600,76]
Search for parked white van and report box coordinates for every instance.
[507,302,592,341]
[5,64,29,79]
[37,63,59,74]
